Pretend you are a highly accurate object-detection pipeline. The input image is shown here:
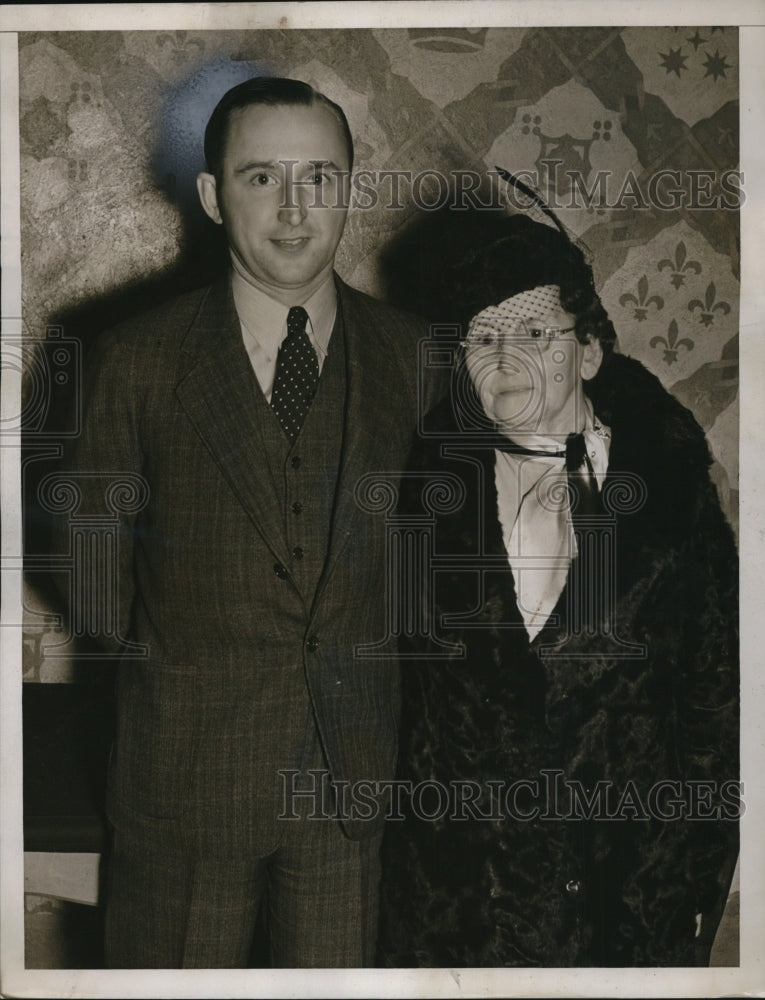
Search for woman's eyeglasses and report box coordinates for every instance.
[462,317,577,354]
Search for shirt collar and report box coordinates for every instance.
[494,394,612,503]
[231,266,337,364]
[497,395,595,454]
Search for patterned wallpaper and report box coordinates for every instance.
[18,26,739,683]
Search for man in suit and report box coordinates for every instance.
[62,76,437,968]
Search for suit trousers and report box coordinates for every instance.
[103,719,383,968]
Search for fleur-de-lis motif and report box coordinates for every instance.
[619,274,665,321]
[688,281,731,327]
[650,320,694,365]
[658,241,702,288]
[157,30,205,62]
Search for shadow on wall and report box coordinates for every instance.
[379,203,511,325]
[50,56,271,348]
[23,58,271,649]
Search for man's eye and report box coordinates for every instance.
[251,173,276,186]
[309,173,329,185]
[527,328,545,340]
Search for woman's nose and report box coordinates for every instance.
[494,338,523,373]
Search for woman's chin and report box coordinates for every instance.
[487,393,537,428]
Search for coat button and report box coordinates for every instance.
[292,501,303,515]
[292,546,304,560]
[565,879,582,894]
[291,456,301,469]
[306,635,319,652]
[273,563,288,579]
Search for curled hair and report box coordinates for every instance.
[204,76,354,184]
[443,214,617,358]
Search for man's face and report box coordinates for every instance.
[463,287,594,440]
[197,103,350,304]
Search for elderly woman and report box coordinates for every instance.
[378,214,738,967]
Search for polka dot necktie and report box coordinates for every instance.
[271,306,320,443]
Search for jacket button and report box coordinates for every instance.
[291,456,301,469]
[273,563,288,579]
[292,546,304,560]
[565,879,582,894]
[292,501,303,515]
[306,635,319,652]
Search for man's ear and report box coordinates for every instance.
[580,335,603,380]
[196,172,223,225]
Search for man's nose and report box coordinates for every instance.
[278,181,309,226]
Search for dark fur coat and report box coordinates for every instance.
[378,352,739,967]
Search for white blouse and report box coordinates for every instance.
[494,397,611,640]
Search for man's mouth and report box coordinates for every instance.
[271,237,310,251]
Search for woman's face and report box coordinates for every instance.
[463,285,593,440]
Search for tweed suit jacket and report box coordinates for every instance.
[63,275,436,856]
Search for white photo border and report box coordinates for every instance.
[1,3,763,997]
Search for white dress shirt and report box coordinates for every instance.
[494,397,611,641]
[231,266,337,401]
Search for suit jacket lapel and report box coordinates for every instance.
[174,279,293,569]
[315,278,400,599]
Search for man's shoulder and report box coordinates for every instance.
[336,276,447,413]
[336,277,430,338]
[84,283,227,388]
[101,283,216,351]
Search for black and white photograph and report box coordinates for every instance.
[1,2,762,997]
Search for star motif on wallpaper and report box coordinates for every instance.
[659,46,688,78]
[646,121,663,143]
[702,49,731,82]
[686,30,708,51]
[717,126,735,149]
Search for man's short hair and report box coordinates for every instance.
[204,76,354,183]
[446,214,617,358]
